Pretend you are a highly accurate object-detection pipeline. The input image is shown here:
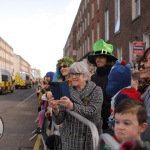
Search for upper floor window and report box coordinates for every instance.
[97,22,100,40]
[97,0,100,10]
[88,12,90,26]
[132,0,141,20]
[92,2,94,19]
[85,0,87,9]
[114,0,120,33]
[92,29,94,45]
[105,9,109,41]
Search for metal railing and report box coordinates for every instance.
[66,109,100,150]
[99,133,120,150]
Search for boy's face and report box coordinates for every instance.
[114,112,147,143]
[131,79,139,90]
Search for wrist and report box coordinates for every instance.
[67,102,74,110]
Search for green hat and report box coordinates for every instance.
[56,57,74,67]
[88,39,117,65]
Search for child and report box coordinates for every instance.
[114,98,147,143]
[106,60,142,128]
[131,72,141,90]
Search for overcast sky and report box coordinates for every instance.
[0,0,81,77]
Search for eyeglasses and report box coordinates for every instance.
[70,73,82,78]
[59,65,68,70]
[138,64,145,70]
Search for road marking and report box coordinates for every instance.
[16,92,36,106]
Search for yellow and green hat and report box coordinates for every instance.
[88,39,117,65]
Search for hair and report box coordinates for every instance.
[143,47,150,60]
[115,98,147,125]
[137,55,145,65]
[132,72,140,81]
[53,57,74,82]
[69,61,90,79]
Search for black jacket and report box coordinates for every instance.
[91,66,112,104]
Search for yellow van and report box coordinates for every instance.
[0,68,14,94]
[15,72,32,89]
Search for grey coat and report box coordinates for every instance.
[52,81,103,150]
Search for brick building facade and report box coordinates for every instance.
[64,0,150,68]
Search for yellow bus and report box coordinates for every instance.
[0,68,14,94]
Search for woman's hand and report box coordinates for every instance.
[59,96,74,110]
[48,97,59,116]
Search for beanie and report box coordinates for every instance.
[106,60,131,97]
[114,87,142,107]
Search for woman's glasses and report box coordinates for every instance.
[138,64,145,70]
[70,73,82,78]
[59,65,68,70]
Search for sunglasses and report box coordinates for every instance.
[59,65,68,70]
[138,64,145,70]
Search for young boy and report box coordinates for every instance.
[114,98,147,143]
[131,72,141,90]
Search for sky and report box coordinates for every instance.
[0,0,81,77]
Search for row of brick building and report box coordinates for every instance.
[0,37,41,79]
[64,0,150,69]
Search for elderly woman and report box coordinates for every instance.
[49,61,103,150]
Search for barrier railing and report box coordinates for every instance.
[66,109,100,150]
[99,133,120,150]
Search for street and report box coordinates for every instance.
[0,87,39,150]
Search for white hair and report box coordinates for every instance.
[69,61,90,79]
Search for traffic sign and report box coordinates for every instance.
[133,41,145,55]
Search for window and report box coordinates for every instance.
[97,0,100,10]
[132,0,141,20]
[117,47,122,61]
[88,12,90,26]
[92,29,94,45]
[85,17,87,30]
[82,21,84,33]
[105,9,109,41]
[85,39,87,54]
[2,75,8,81]
[26,75,30,80]
[129,42,136,68]
[97,22,100,40]
[114,0,120,33]
[92,2,94,19]
[143,31,150,48]
[87,36,90,52]
[85,0,87,9]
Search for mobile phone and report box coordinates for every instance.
[50,81,70,100]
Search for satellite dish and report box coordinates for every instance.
[0,117,4,139]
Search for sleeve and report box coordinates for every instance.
[52,106,67,125]
[73,86,103,119]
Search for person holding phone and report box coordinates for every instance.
[49,61,103,150]
[45,57,74,150]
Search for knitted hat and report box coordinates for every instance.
[88,39,117,65]
[114,87,142,107]
[106,60,132,97]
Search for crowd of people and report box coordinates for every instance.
[35,39,150,150]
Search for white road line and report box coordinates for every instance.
[16,92,36,106]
